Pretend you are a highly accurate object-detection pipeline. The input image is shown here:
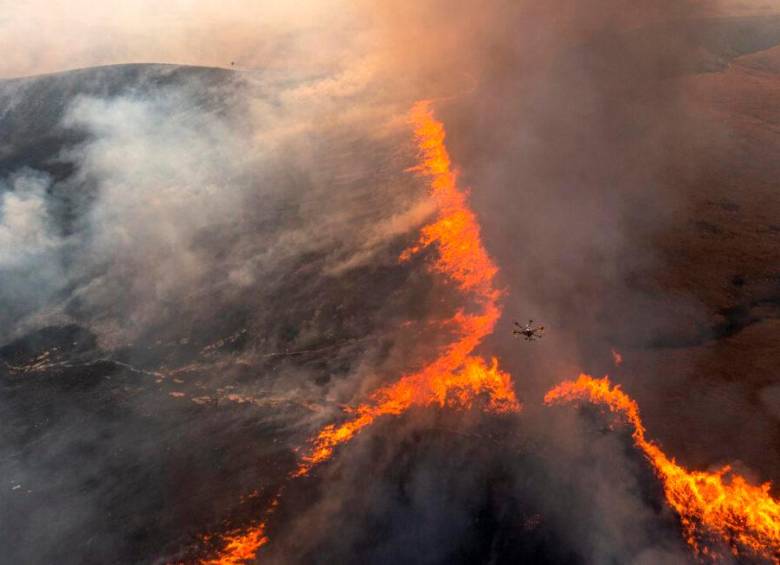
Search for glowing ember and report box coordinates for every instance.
[204,100,519,562]
[610,348,623,367]
[545,374,780,562]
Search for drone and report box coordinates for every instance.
[513,319,544,341]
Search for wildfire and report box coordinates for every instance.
[294,100,519,477]
[545,374,780,562]
[295,356,518,475]
[201,493,281,565]
[201,524,268,565]
[203,101,519,562]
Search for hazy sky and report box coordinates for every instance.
[0,0,360,78]
[0,0,775,79]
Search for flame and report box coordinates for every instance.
[545,374,780,562]
[610,348,623,367]
[201,524,268,565]
[294,100,519,477]
[203,100,519,562]
[201,494,281,565]
[399,101,499,295]
[295,356,518,475]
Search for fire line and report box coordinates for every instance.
[545,374,780,562]
[292,100,520,477]
[202,101,520,563]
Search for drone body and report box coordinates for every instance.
[513,319,544,341]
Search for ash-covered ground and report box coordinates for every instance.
[2,10,780,565]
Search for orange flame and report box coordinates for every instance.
[294,100,519,477]
[545,374,780,562]
[201,524,268,565]
[203,101,519,562]
[295,356,518,475]
[201,494,281,565]
[610,348,623,367]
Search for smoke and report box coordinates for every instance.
[0,0,366,79]
[0,170,57,266]
[1,0,775,79]
[256,406,694,564]
[0,169,64,331]
[2,0,780,562]
[254,0,779,561]
[0,59,440,561]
